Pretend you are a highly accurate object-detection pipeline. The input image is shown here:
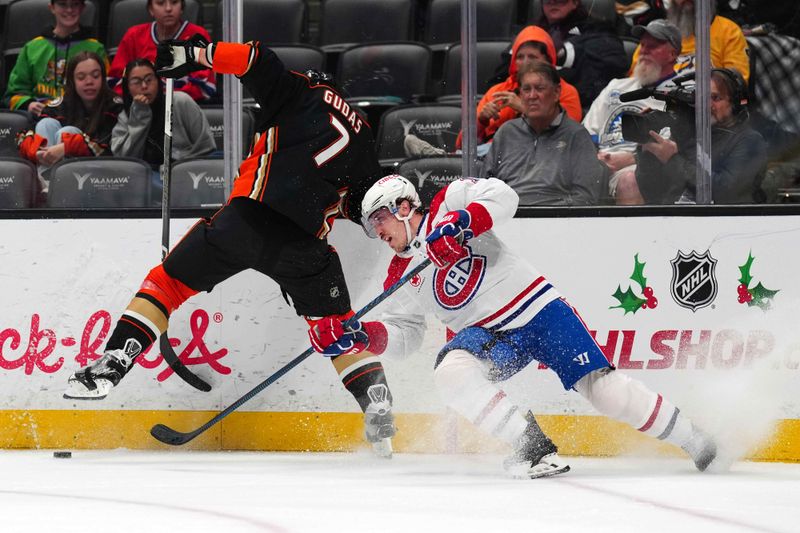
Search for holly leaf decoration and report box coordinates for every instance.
[738,253,755,287]
[748,282,779,311]
[630,253,647,290]
[610,285,647,314]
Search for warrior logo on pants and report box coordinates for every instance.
[670,250,718,312]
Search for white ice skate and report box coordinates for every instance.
[364,384,396,459]
[504,410,570,479]
[504,451,571,479]
[63,348,134,400]
[682,425,718,472]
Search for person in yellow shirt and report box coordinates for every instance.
[629,0,749,82]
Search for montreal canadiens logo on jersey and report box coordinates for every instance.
[432,246,486,310]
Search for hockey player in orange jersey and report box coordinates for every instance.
[64,35,395,456]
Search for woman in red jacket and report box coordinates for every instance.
[108,0,214,102]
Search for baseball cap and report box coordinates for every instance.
[632,19,682,53]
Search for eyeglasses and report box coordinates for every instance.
[128,74,156,87]
[53,1,85,9]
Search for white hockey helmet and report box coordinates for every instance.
[361,174,422,240]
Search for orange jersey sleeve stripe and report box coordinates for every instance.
[212,42,257,76]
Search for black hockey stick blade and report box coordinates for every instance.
[159,333,212,392]
[150,423,201,446]
[149,259,432,446]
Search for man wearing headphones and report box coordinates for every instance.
[634,67,768,204]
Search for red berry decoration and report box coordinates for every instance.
[641,302,648,309]
[648,297,658,308]
[737,284,749,296]
[643,286,654,298]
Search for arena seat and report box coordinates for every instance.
[0,157,37,208]
[529,0,618,24]
[201,106,254,157]
[424,0,517,47]
[2,0,98,83]
[396,155,473,207]
[271,44,326,73]
[438,41,511,101]
[319,0,415,53]
[169,158,225,208]
[376,104,461,168]
[0,110,32,157]
[213,0,307,43]
[107,0,201,55]
[47,157,151,208]
[337,42,431,102]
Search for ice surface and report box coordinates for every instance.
[0,450,797,533]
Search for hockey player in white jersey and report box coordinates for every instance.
[307,174,719,478]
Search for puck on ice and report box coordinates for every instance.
[53,451,72,458]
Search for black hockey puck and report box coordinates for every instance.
[53,451,72,458]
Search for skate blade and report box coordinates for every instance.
[526,464,570,479]
[371,438,393,459]
[63,379,111,400]
[505,454,571,479]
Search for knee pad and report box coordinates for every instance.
[137,264,198,316]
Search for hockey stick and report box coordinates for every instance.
[157,78,212,393]
[150,258,433,446]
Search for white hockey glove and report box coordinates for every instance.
[156,33,211,78]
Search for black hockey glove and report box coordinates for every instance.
[156,33,210,78]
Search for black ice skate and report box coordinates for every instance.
[504,411,570,479]
[63,346,138,400]
[364,384,396,459]
[682,425,718,472]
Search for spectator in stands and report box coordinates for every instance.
[615,0,666,34]
[405,25,582,158]
[629,0,750,82]
[108,0,214,102]
[481,62,606,206]
[2,0,108,116]
[583,19,680,205]
[111,59,215,195]
[634,68,767,204]
[16,51,121,184]
[534,0,629,110]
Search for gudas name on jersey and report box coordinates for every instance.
[323,90,363,133]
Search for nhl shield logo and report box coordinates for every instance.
[670,250,718,311]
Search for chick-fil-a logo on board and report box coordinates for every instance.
[0,309,230,381]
